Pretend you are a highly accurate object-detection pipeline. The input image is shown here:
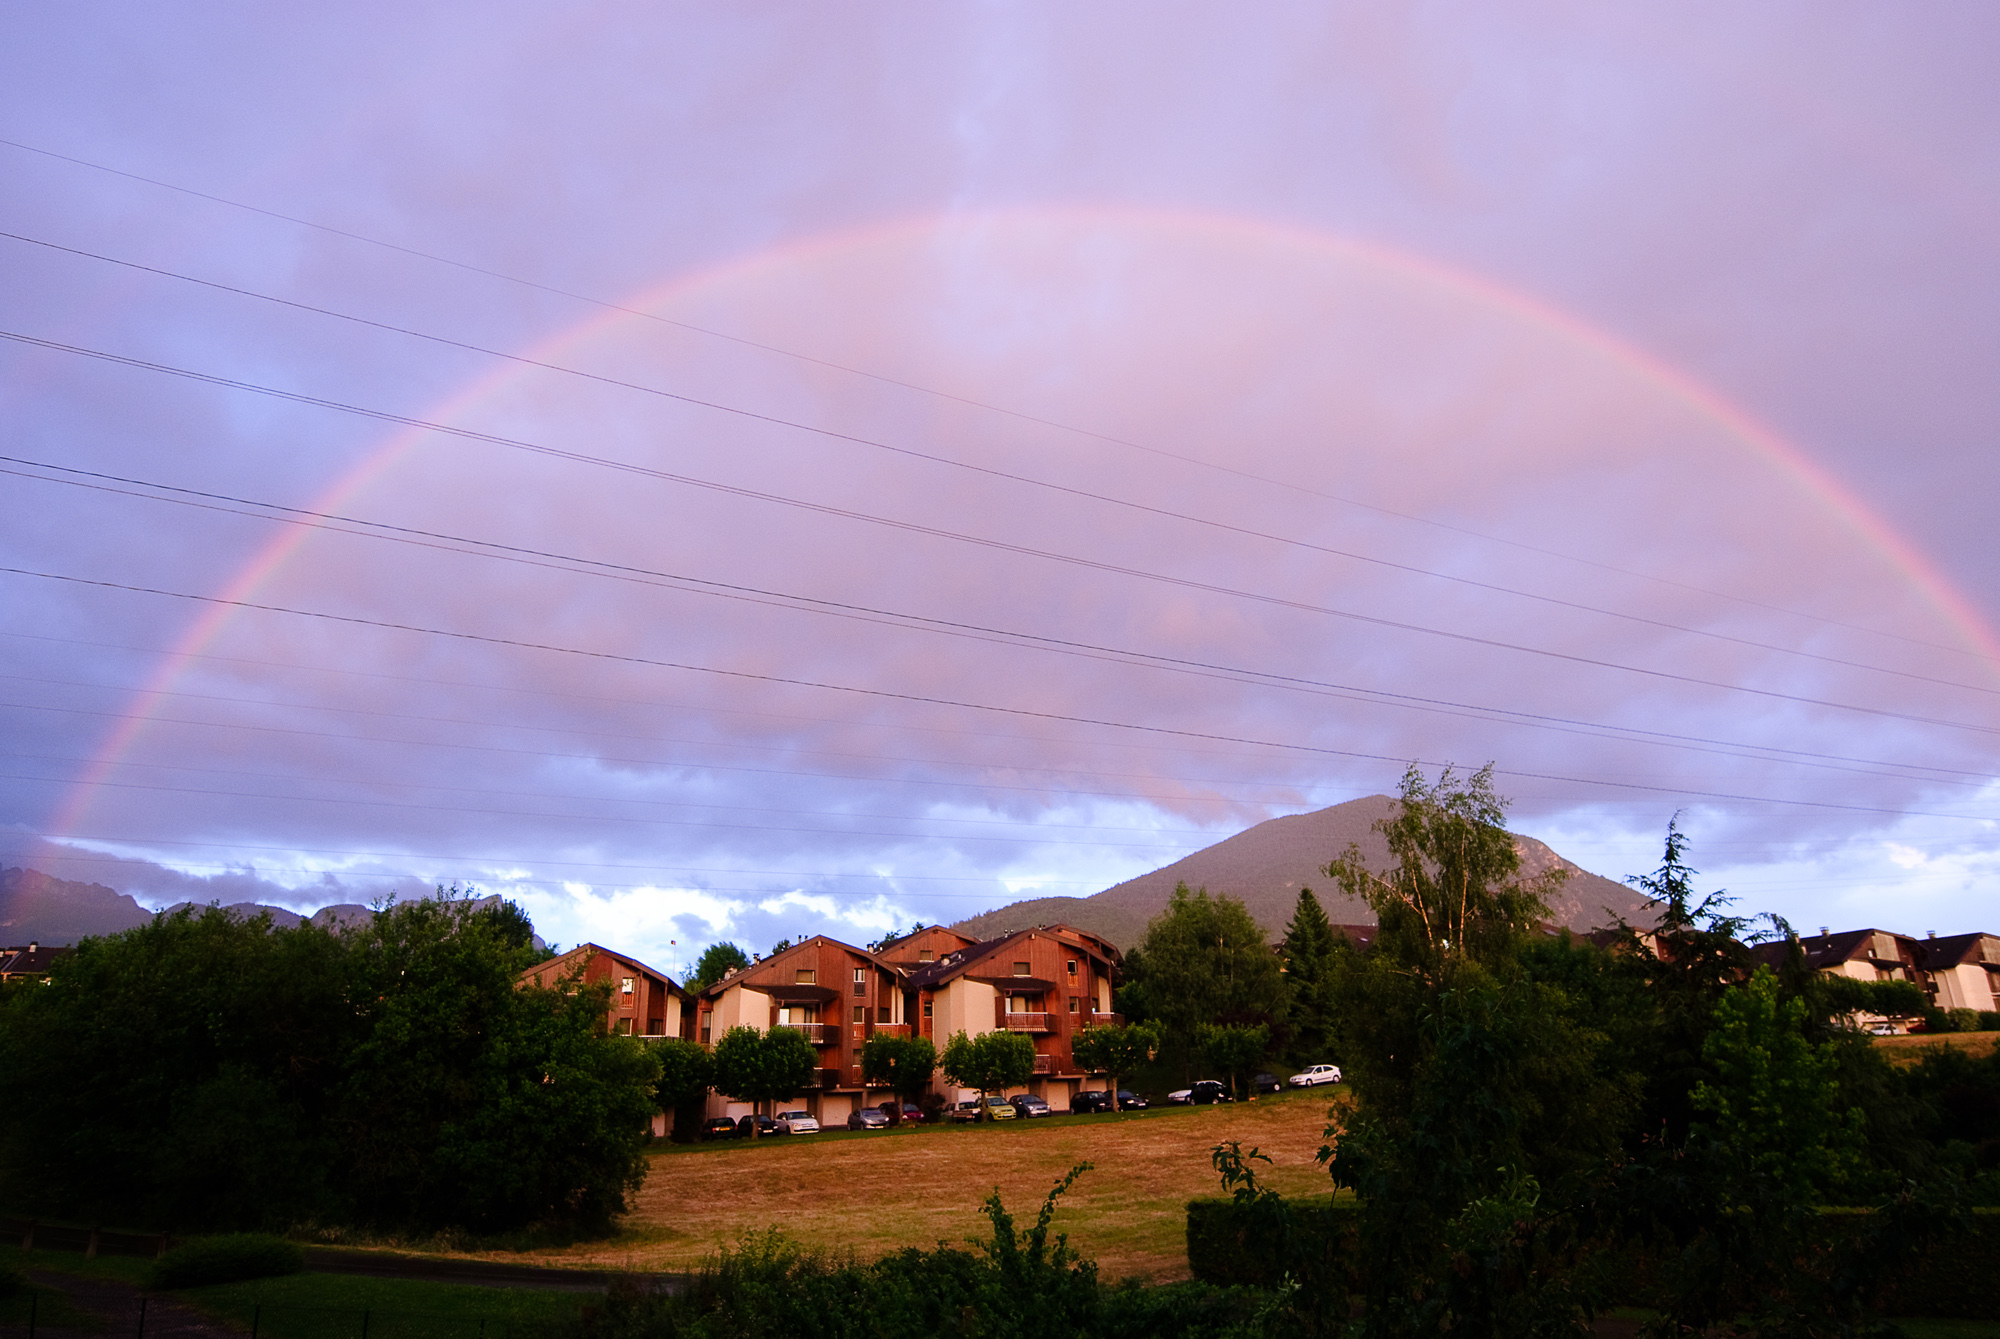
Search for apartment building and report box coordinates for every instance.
[518,942,688,1040]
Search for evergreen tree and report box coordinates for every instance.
[1124,884,1287,1078]
[1279,886,1339,1065]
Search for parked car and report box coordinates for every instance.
[1168,1080,1232,1105]
[736,1113,784,1138]
[846,1106,890,1130]
[701,1116,739,1141]
[774,1110,820,1134]
[1289,1064,1343,1087]
[981,1095,1019,1120]
[1253,1072,1283,1094]
[949,1099,984,1123]
[1010,1093,1054,1118]
[1076,1088,1150,1112]
[878,1101,925,1124]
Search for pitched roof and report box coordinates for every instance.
[1916,932,2000,970]
[699,934,899,1000]
[905,923,1119,991]
[518,942,684,993]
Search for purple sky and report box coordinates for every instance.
[3,4,1997,974]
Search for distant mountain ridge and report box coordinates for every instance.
[0,868,530,947]
[952,795,1656,950]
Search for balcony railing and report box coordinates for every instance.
[1085,1012,1124,1027]
[870,1023,911,1039]
[1032,1054,1055,1074]
[779,1022,830,1044]
[1002,1013,1053,1032]
[815,1067,843,1089]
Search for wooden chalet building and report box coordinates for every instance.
[696,924,1124,1122]
[1920,931,2000,1013]
[696,936,909,1125]
[517,943,689,1041]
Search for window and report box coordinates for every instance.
[854,967,867,996]
[621,977,635,994]
[918,949,934,962]
[1013,962,1031,976]
[1066,959,1077,977]
[853,967,866,981]
[853,1005,865,1023]
[700,1026,711,1043]
[877,1006,891,1023]
[1069,996,1080,1013]
[616,1019,632,1035]
[795,969,816,985]
[923,1001,933,1018]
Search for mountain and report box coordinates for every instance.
[952,795,1656,950]
[0,867,153,943]
[1,872,538,948]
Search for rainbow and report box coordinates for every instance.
[49,204,2000,845]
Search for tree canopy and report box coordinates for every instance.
[1123,884,1287,1076]
[0,893,658,1235]
[688,942,750,991]
[860,1032,939,1106]
[940,1030,1035,1111]
[710,1025,820,1120]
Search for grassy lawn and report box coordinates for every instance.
[491,1088,1348,1283]
[1873,1031,1997,1063]
[177,1273,590,1339]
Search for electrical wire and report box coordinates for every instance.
[1,132,1978,664]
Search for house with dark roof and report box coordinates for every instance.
[1915,931,1999,1014]
[0,941,69,982]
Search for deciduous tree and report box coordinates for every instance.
[710,1026,819,1130]
[940,1030,1035,1116]
[1124,884,1287,1077]
[1069,1021,1159,1112]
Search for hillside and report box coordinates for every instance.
[0,867,153,943]
[952,795,1655,949]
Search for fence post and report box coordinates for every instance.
[86,1226,100,1260]
[19,1219,32,1252]
[252,1303,260,1338]
[135,1294,146,1337]
[361,1308,370,1339]
[27,1289,36,1339]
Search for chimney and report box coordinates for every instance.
[26,941,35,954]
[1819,927,1829,938]
[1928,930,1937,939]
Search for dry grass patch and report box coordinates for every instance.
[1873,1031,1997,1063]
[503,1091,1346,1282]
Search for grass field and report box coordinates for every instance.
[499,1088,1347,1283]
[1874,1031,1998,1063]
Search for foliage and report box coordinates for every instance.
[148,1233,305,1290]
[532,1167,1276,1339]
[939,1029,1036,1109]
[1280,886,1341,1066]
[859,1032,938,1106]
[1124,883,1288,1077]
[1692,966,1866,1198]
[650,1037,716,1141]
[709,1026,820,1121]
[687,943,749,992]
[0,892,658,1236]
[1070,1020,1160,1112]
[1199,1022,1269,1100]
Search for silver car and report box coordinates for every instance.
[773,1110,820,1134]
[1288,1064,1343,1087]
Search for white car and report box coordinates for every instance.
[1289,1064,1343,1087]
[773,1110,820,1134]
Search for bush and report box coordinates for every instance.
[0,1261,22,1299]
[1184,1196,1357,1289]
[1981,1011,2000,1031]
[148,1233,306,1290]
[1948,1008,1980,1034]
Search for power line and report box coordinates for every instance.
[7,562,1998,822]
[9,455,1995,786]
[6,334,1997,733]
[4,223,1990,696]
[1,132,1977,664]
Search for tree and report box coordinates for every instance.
[1069,1021,1159,1113]
[860,1033,939,1118]
[1199,1022,1270,1100]
[649,1037,715,1142]
[688,942,749,991]
[1124,884,1287,1077]
[710,1026,820,1131]
[1279,887,1340,1066]
[1693,966,1864,1198]
[868,922,926,953]
[940,1030,1036,1117]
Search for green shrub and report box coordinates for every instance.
[0,1261,22,1300]
[1978,1010,2000,1032]
[1183,1196,1358,1289]
[1948,1008,1980,1034]
[148,1233,306,1290]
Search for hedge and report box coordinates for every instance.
[148,1233,306,1290]
[1186,1200,1999,1319]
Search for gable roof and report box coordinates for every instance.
[699,934,899,1000]
[519,942,684,994]
[906,923,1120,991]
[1917,932,2000,970]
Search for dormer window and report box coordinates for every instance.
[795,969,816,985]
[1013,962,1031,976]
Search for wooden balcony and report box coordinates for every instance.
[1002,1013,1053,1032]
[1085,1012,1124,1027]
[869,1023,911,1039]
[1032,1054,1055,1074]
[814,1068,843,1088]
[779,1022,831,1045]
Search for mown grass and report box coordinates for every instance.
[0,1276,104,1331]
[1873,1031,1998,1063]
[499,1087,1349,1282]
